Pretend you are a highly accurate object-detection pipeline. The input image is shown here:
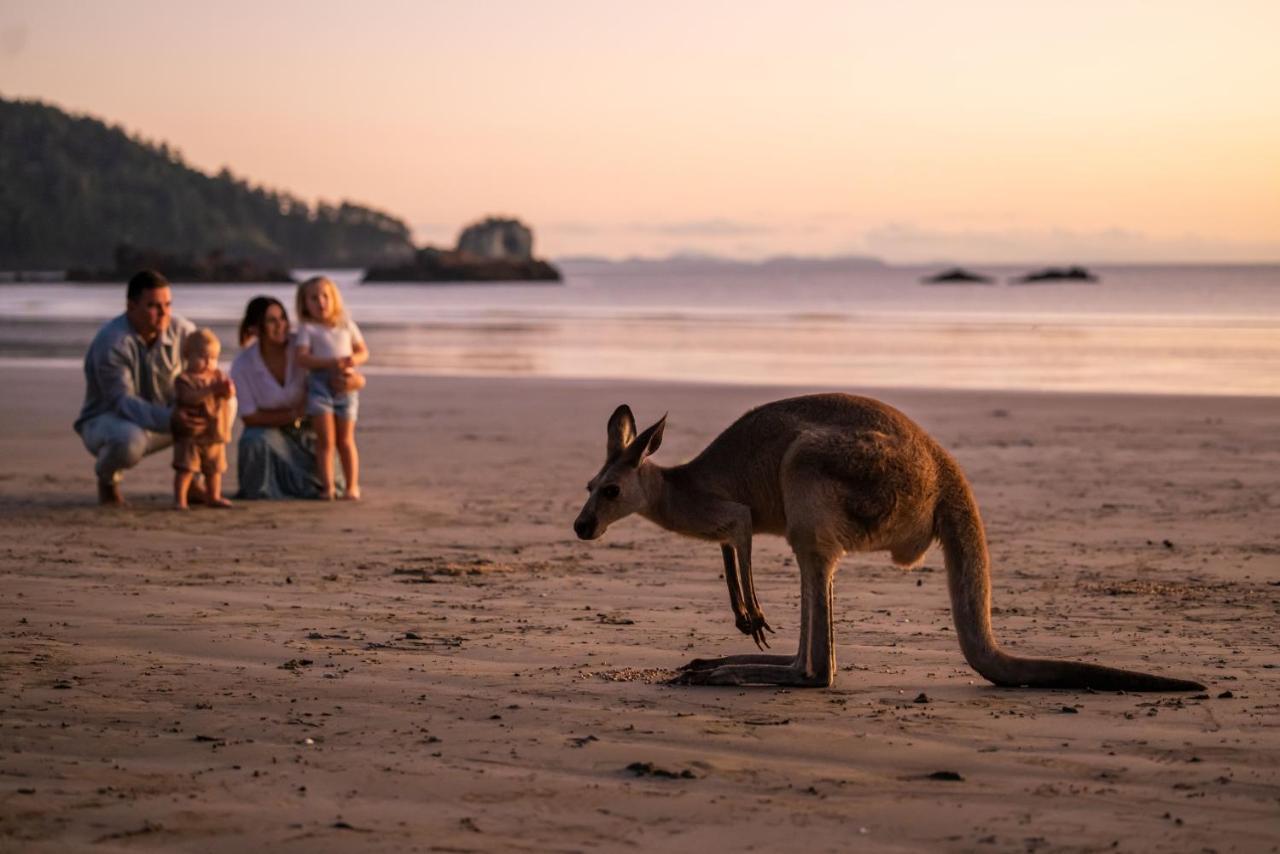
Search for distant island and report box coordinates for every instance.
[363,218,561,283]
[922,267,994,284]
[1012,266,1100,284]
[0,96,415,271]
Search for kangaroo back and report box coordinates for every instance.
[674,394,922,535]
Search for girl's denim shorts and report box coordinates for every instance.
[306,372,359,422]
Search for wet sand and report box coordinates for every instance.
[1,366,1277,852]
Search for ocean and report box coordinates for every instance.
[2,264,1278,396]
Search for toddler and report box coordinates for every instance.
[173,329,235,509]
[295,276,368,500]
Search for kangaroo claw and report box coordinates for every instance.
[736,612,774,650]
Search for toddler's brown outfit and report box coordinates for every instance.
[172,371,233,473]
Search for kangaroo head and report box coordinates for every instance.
[573,404,666,540]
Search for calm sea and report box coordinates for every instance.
[2,264,1278,396]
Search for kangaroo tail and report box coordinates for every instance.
[932,463,1204,692]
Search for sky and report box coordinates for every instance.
[2,0,1278,262]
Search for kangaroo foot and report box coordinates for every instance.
[671,662,829,688]
[679,653,793,672]
[734,612,776,650]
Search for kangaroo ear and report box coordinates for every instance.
[622,413,666,467]
[606,405,637,460]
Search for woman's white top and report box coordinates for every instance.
[229,336,306,417]
[296,318,364,360]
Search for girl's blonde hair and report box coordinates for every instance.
[296,276,347,326]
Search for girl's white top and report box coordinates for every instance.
[229,336,307,417]
[297,317,364,361]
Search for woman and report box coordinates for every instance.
[229,296,364,499]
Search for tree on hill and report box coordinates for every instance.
[0,96,416,270]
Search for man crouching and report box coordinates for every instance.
[74,270,233,504]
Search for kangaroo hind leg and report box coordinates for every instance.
[673,546,838,688]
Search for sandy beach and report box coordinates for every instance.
[1,365,1277,853]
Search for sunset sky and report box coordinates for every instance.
[2,1,1277,262]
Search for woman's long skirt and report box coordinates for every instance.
[235,424,343,499]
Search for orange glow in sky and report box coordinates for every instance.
[2,0,1277,261]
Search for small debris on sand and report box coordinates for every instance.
[626,762,696,779]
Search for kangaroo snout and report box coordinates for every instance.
[573,515,599,540]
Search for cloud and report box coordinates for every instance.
[546,221,602,236]
[1,24,26,59]
[549,218,772,238]
[635,218,768,238]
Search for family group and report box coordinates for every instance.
[74,270,368,507]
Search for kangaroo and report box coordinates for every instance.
[572,394,1204,691]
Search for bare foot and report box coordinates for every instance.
[98,480,125,506]
[342,488,362,501]
[208,497,233,508]
[174,503,190,511]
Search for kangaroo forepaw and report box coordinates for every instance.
[735,613,775,650]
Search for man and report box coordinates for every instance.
[74,270,230,504]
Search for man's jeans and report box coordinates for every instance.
[78,413,172,484]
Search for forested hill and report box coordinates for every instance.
[0,96,416,270]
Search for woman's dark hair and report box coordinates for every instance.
[239,295,288,346]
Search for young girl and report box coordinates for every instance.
[295,276,368,500]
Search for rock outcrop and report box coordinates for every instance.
[363,217,560,283]
[1012,266,1099,284]
[922,267,993,284]
[456,218,534,261]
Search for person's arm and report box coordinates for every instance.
[230,358,289,427]
[213,369,235,399]
[348,321,369,367]
[95,344,173,432]
[215,389,237,443]
[330,370,366,394]
[241,406,301,428]
[348,337,369,368]
[296,345,343,371]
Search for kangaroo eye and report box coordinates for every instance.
[601,484,621,500]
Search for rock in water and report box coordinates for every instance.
[457,218,534,261]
